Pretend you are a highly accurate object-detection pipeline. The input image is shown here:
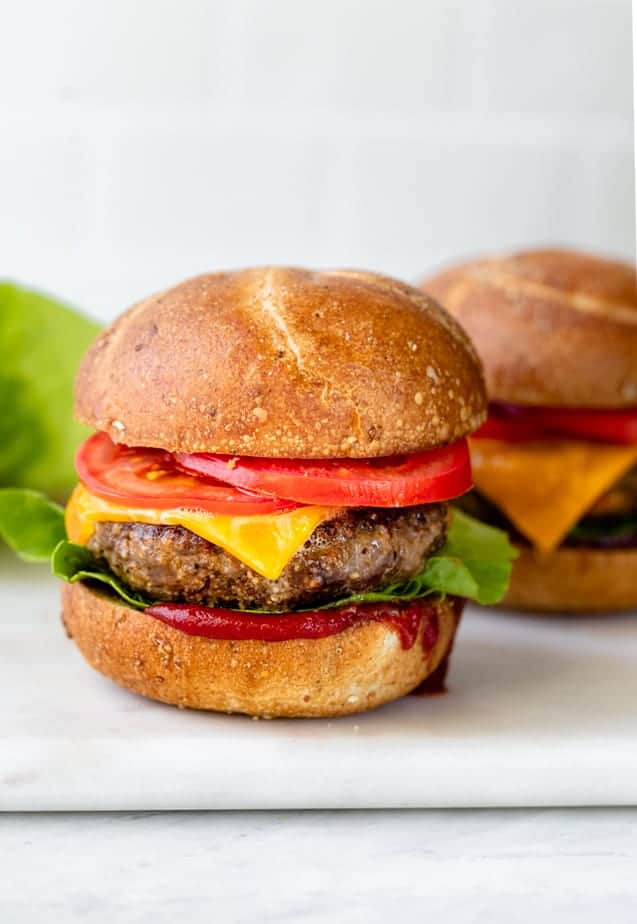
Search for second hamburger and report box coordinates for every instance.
[422,248,637,613]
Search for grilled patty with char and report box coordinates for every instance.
[87,503,448,611]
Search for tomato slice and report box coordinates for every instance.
[175,440,472,507]
[474,403,637,445]
[533,407,637,444]
[473,409,547,442]
[76,433,301,515]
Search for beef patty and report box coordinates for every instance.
[87,503,448,611]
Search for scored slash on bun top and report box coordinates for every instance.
[421,248,637,408]
[75,267,486,458]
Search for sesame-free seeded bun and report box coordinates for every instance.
[76,267,486,457]
[501,543,637,613]
[421,248,637,408]
[61,582,461,718]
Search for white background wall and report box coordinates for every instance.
[0,0,633,323]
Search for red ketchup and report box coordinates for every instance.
[410,597,465,695]
[146,598,440,657]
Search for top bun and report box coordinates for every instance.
[75,267,486,458]
[421,248,637,408]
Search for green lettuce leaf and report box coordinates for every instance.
[0,282,100,498]
[0,488,66,561]
[51,541,151,610]
[47,507,517,611]
[425,507,518,604]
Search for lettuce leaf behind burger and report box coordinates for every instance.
[0,489,66,561]
[0,490,516,610]
[0,282,100,498]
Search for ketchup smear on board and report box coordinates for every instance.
[146,599,442,657]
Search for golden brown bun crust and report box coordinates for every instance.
[61,582,461,717]
[421,248,637,408]
[75,267,486,457]
[502,543,637,613]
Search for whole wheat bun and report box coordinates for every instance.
[61,582,460,718]
[76,267,486,457]
[421,248,637,408]
[502,543,637,613]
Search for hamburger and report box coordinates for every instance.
[421,248,637,613]
[6,268,515,717]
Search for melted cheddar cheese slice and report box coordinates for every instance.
[66,483,336,581]
[470,439,637,553]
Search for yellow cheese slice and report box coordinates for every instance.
[66,483,336,581]
[470,438,637,553]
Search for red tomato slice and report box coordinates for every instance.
[76,433,301,515]
[473,411,546,442]
[175,440,472,507]
[532,407,637,444]
[473,403,637,444]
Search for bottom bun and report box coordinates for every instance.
[502,544,637,613]
[61,582,462,718]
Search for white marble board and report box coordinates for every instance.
[2,551,636,810]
